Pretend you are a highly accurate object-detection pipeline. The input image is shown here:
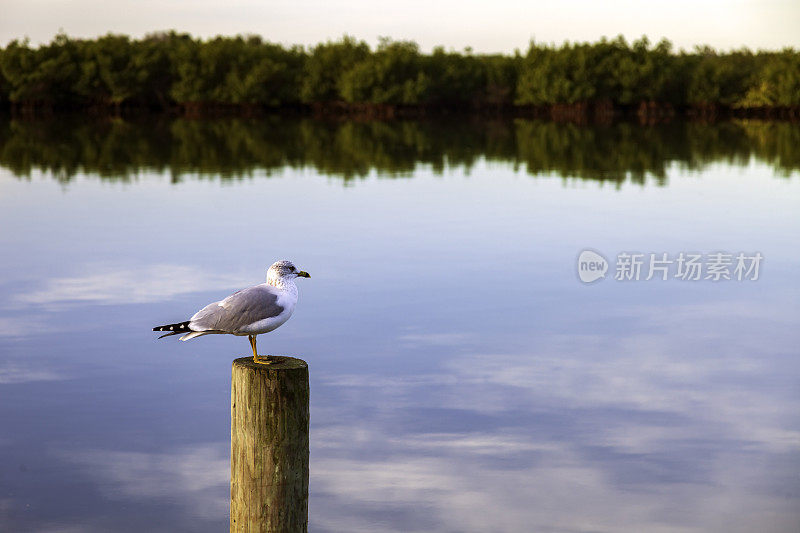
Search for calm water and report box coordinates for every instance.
[0,117,798,533]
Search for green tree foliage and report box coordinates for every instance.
[686,47,758,106]
[170,35,304,105]
[483,54,520,106]
[517,41,595,105]
[0,33,82,106]
[0,33,797,110]
[301,36,370,103]
[133,32,181,108]
[78,34,142,106]
[516,36,682,106]
[423,47,485,106]
[763,51,800,106]
[738,49,800,107]
[593,37,677,104]
[338,39,428,104]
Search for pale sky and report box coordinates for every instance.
[1,0,798,52]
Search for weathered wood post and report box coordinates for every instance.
[230,356,309,533]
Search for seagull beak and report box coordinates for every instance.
[297,271,310,278]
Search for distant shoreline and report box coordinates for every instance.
[3,102,798,123]
[1,33,798,121]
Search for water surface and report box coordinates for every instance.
[0,117,798,532]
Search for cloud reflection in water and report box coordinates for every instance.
[309,305,799,533]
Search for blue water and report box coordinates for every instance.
[0,119,798,532]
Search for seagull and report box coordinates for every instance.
[153,260,310,364]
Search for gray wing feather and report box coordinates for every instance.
[190,285,284,333]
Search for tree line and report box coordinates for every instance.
[0,32,798,114]
[2,116,797,183]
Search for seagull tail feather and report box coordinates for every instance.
[153,320,192,339]
[179,331,211,341]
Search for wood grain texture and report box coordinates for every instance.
[230,356,309,533]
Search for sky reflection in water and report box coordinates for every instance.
[0,119,798,533]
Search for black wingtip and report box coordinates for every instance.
[153,321,191,334]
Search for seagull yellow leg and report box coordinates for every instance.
[249,335,258,363]
[249,335,272,364]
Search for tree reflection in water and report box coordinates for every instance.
[1,116,798,185]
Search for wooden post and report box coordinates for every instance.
[230,356,309,533]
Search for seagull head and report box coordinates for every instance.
[268,260,310,281]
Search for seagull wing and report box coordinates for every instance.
[190,284,285,334]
